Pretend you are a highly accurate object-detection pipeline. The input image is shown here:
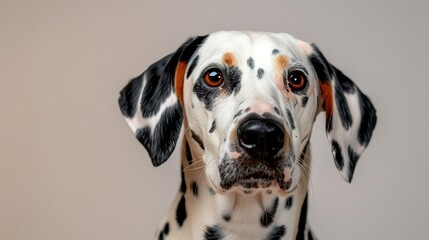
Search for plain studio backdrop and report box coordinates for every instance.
[1,0,429,239]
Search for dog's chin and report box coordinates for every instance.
[217,178,296,197]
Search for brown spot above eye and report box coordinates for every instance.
[223,52,236,66]
[276,55,289,70]
[174,61,187,106]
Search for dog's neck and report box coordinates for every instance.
[156,134,311,240]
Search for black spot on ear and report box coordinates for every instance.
[357,89,377,147]
[260,197,279,227]
[347,146,360,182]
[285,196,294,210]
[163,222,170,235]
[222,213,231,222]
[180,165,187,193]
[186,141,193,165]
[139,53,176,118]
[176,195,187,227]
[118,73,143,118]
[257,68,265,79]
[191,130,205,150]
[272,49,280,55]
[286,110,295,130]
[204,225,224,240]
[334,82,353,130]
[158,232,164,240]
[186,55,199,79]
[135,103,183,167]
[331,140,344,171]
[265,225,286,240]
[247,57,255,69]
[209,120,217,133]
[296,194,308,240]
[191,181,199,197]
[333,66,356,94]
[307,228,314,240]
[302,96,309,107]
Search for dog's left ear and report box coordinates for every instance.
[118,35,207,167]
[305,43,377,183]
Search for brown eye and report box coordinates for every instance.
[204,69,224,87]
[287,71,307,91]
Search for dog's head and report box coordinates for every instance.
[119,31,377,195]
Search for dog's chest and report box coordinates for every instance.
[159,189,305,240]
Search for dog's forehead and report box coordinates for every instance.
[198,31,306,62]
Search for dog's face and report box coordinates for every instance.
[182,32,319,194]
[119,31,376,195]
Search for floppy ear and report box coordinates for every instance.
[118,35,207,166]
[308,44,377,183]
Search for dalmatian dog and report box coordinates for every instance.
[118,31,377,240]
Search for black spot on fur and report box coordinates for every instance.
[193,77,220,110]
[247,57,255,69]
[139,53,175,118]
[180,165,187,193]
[158,232,164,240]
[260,197,279,227]
[299,141,310,164]
[308,229,314,240]
[265,225,286,240]
[302,96,309,107]
[118,73,143,118]
[185,141,193,165]
[208,187,216,195]
[176,195,187,227]
[191,181,199,197]
[245,107,251,112]
[191,130,205,150]
[272,49,280,55]
[357,89,377,147]
[204,225,224,240]
[135,103,183,167]
[296,194,308,240]
[333,66,356,94]
[257,68,265,79]
[331,140,344,171]
[222,213,231,222]
[286,110,295,130]
[274,107,280,115]
[334,80,353,130]
[209,120,216,133]
[225,66,242,95]
[233,109,243,119]
[186,55,199,79]
[163,222,170,235]
[347,146,360,182]
[285,196,294,210]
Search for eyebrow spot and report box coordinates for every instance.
[223,52,236,66]
[272,49,280,55]
[276,55,289,70]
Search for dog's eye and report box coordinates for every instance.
[204,69,224,87]
[287,71,307,91]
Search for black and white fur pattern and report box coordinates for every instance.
[118,31,377,240]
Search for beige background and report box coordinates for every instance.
[1,0,429,239]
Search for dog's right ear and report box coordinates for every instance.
[118,35,207,166]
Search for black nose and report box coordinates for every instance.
[237,118,285,160]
